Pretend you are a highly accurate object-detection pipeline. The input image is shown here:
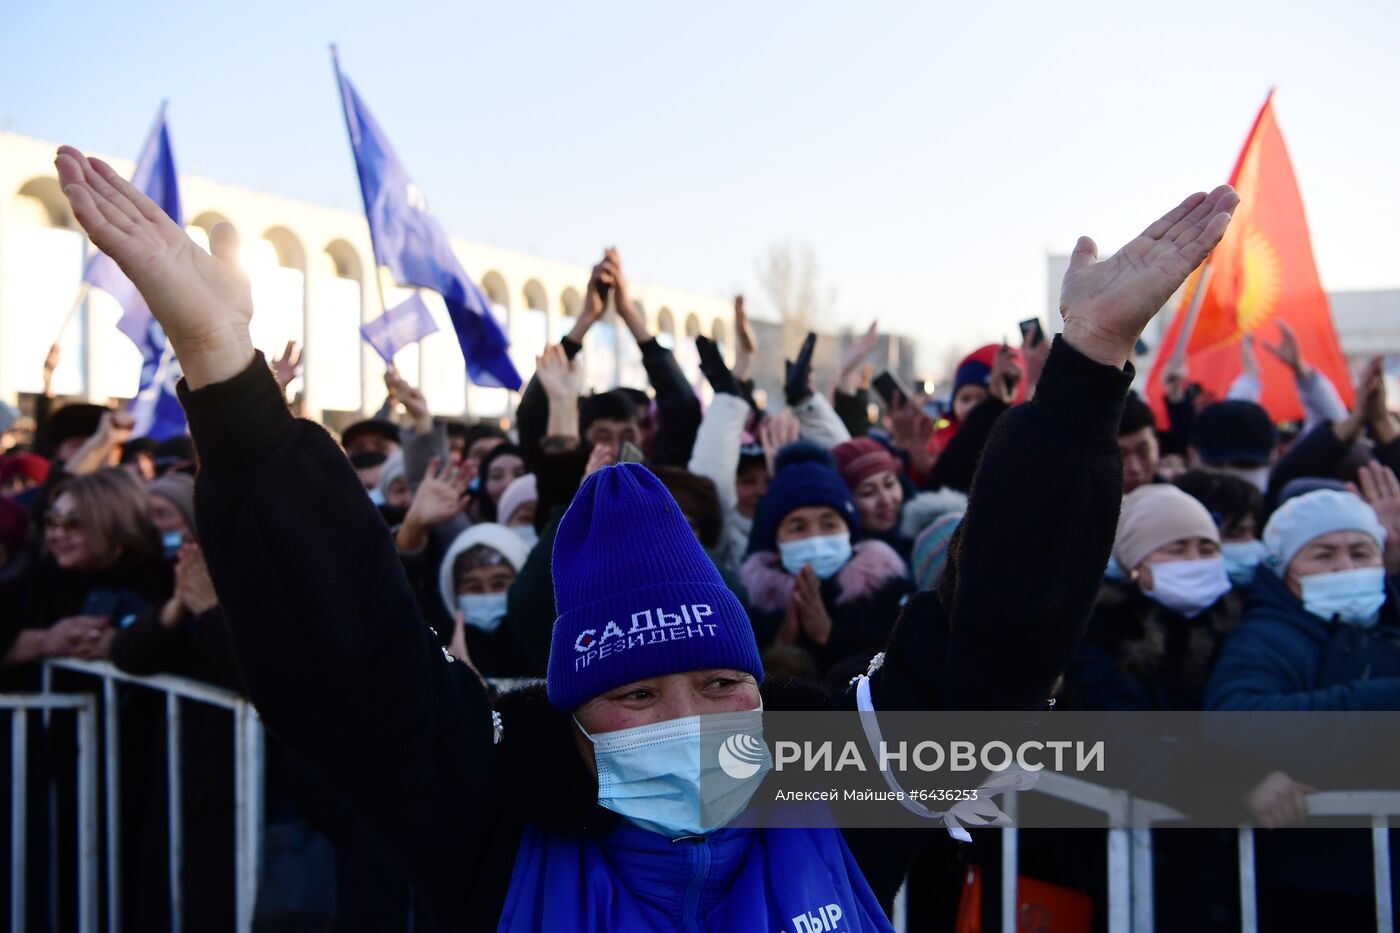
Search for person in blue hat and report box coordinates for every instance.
[740,441,913,683]
[52,144,1236,930]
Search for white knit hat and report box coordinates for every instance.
[438,523,530,615]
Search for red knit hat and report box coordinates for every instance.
[832,437,901,490]
[0,452,51,487]
[0,495,27,558]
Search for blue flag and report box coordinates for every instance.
[360,292,440,364]
[83,105,187,440]
[334,59,521,390]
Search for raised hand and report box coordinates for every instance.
[784,333,818,405]
[759,409,801,476]
[604,248,650,344]
[584,442,616,478]
[791,565,833,646]
[535,344,582,402]
[56,147,255,388]
[1334,357,1383,444]
[839,322,879,393]
[734,295,758,382]
[42,343,61,396]
[1060,186,1239,368]
[1356,460,1400,576]
[269,340,303,394]
[696,335,742,398]
[1261,320,1311,380]
[406,456,473,529]
[988,343,1023,404]
[386,368,433,434]
[1240,334,1260,379]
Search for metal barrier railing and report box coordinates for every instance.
[1002,771,1398,933]
[3,691,99,933]
[38,659,264,933]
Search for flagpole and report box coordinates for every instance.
[49,282,91,350]
[1170,263,1213,360]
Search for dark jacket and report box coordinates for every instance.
[516,336,701,467]
[1206,567,1400,895]
[176,335,1129,929]
[1061,580,1242,711]
[923,397,1008,494]
[1265,419,1400,516]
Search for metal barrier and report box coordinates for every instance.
[3,691,99,933]
[999,772,1398,933]
[35,659,265,933]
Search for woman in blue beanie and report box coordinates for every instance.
[740,442,914,682]
[53,145,1236,931]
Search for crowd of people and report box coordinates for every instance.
[0,149,1394,932]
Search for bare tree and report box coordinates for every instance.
[758,243,837,350]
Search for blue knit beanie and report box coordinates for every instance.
[547,462,763,711]
[754,441,861,554]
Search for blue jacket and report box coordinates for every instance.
[1205,566,1400,895]
[1205,567,1400,712]
[499,823,892,932]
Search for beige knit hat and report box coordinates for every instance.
[1113,484,1220,573]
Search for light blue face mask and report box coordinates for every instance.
[1295,566,1387,626]
[779,533,853,580]
[1221,540,1267,587]
[457,592,508,633]
[367,487,386,507]
[511,525,540,550]
[161,530,183,560]
[575,706,772,838]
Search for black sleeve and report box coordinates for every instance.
[1263,420,1349,514]
[516,337,583,454]
[640,339,702,467]
[873,337,1130,712]
[1165,391,1196,451]
[923,397,1010,493]
[177,354,497,929]
[108,604,180,677]
[833,389,872,438]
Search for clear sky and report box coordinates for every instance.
[3,0,1396,373]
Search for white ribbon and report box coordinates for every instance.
[854,663,1037,843]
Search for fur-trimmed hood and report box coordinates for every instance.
[899,488,969,541]
[1083,579,1242,698]
[739,539,908,614]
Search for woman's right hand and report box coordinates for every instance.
[56,147,255,388]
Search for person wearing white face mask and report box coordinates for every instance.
[1059,484,1240,711]
[739,442,912,683]
[1206,489,1400,924]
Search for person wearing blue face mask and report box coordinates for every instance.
[1173,469,1266,589]
[1206,488,1400,925]
[436,523,530,674]
[740,442,912,683]
[148,472,196,560]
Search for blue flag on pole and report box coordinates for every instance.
[360,292,440,364]
[334,56,521,390]
[83,105,188,440]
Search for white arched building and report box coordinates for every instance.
[0,131,733,423]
